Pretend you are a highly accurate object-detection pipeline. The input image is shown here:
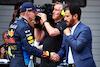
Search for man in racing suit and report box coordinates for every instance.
[7,2,52,67]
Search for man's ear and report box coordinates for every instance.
[25,11,29,15]
[73,14,78,20]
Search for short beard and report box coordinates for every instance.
[68,18,75,27]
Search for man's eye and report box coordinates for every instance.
[66,16,69,17]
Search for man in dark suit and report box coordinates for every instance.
[50,5,96,67]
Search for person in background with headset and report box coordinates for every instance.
[50,4,96,67]
[34,2,67,67]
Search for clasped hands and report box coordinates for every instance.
[49,52,60,62]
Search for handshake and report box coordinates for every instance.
[49,52,60,62]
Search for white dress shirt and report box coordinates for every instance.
[68,21,80,64]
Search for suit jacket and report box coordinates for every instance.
[58,22,96,67]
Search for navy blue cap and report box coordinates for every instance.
[20,2,37,12]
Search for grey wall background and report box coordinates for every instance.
[0,0,100,67]
[81,0,100,67]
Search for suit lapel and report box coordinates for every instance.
[73,22,82,39]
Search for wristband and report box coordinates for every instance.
[43,20,48,25]
[34,24,40,28]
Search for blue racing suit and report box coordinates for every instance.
[7,17,49,67]
[21,44,30,66]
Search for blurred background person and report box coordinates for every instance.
[0,31,9,59]
[9,2,23,26]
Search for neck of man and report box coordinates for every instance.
[71,20,80,27]
[21,15,31,23]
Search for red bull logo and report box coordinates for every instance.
[7,29,14,37]
[6,29,15,43]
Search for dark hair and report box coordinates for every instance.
[14,2,23,10]
[65,4,81,20]
[14,2,23,17]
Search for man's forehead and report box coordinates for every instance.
[65,10,71,15]
[65,10,70,13]
[55,4,62,7]
[54,4,62,10]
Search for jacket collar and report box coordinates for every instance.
[18,16,29,26]
[73,22,82,39]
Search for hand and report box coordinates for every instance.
[1,47,6,54]
[34,20,40,24]
[37,45,42,50]
[50,52,60,62]
[37,13,47,24]
[63,27,71,35]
